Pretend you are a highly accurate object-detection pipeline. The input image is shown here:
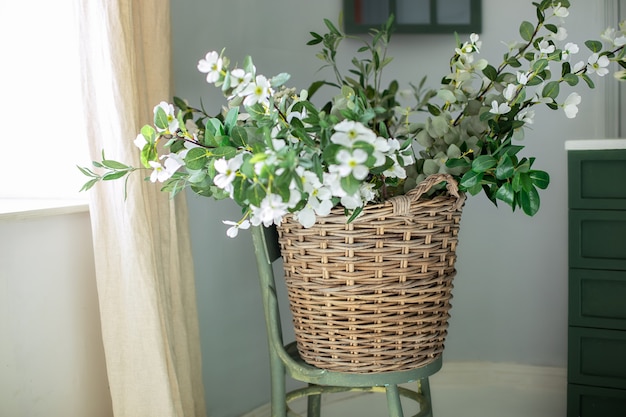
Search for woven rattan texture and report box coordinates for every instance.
[277,175,465,373]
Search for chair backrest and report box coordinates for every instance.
[251,226,285,348]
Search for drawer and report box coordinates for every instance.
[569,210,626,270]
[569,150,626,210]
[567,383,626,417]
[570,269,626,330]
[568,327,626,389]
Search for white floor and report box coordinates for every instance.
[243,362,567,417]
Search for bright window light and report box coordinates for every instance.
[0,1,89,200]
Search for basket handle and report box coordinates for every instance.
[391,173,466,215]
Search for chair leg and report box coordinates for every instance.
[385,384,404,417]
[306,385,321,417]
[418,378,433,417]
[270,351,287,417]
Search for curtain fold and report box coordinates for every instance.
[76,1,206,416]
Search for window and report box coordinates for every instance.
[344,0,482,34]
[0,1,88,200]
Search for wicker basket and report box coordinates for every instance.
[276,173,466,373]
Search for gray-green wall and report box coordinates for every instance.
[171,1,609,415]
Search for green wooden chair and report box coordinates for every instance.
[251,225,442,417]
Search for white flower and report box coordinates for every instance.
[359,182,377,203]
[249,194,288,227]
[383,156,407,179]
[294,185,333,228]
[550,27,568,41]
[197,51,223,84]
[470,33,481,50]
[294,207,317,228]
[148,161,169,183]
[490,100,511,115]
[563,92,582,118]
[162,153,184,172]
[340,193,363,210]
[552,3,569,18]
[503,84,517,102]
[538,40,555,54]
[229,68,249,88]
[134,133,147,150]
[371,136,392,166]
[148,153,184,183]
[601,28,626,47]
[562,42,579,60]
[515,109,535,125]
[516,71,530,86]
[588,53,610,76]
[213,155,243,193]
[223,220,250,238]
[153,101,179,133]
[330,120,377,147]
[334,148,369,180]
[572,60,586,73]
[614,70,626,81]
[229,68,253,96]
[240,75,273,107]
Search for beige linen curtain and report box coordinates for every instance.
[77,1,206,416]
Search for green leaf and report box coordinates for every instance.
[460,170,483,189]
[446,158,471,169]
[141,124,157,144]
[185,147,208,170]
[541,81,560,99]
[242,55,255,74]
[482,65,498,81]
[471,155,497,172]
[173,96,188,110]
[529,170,550,189]
[77,165,96,177]
[80,178,99,192]
[140,144,158,168]
[495,154,515,179]
[307,31,323,45]
[495,183,515,207]
[563,73,579,86]
[532,59,549,73]
[224,107,239,132]
[270,72,291,88]
[582,74,595,88]
[520,186,540,216]
[519,21,535,42]
[210,146,238,159]
[205,118,224,137]
[154,107,169,130]
[585,40,603,53]
[323,18,341,36]
[246,182,266,207]
[101,159,130,170]
[544,23,558,34]
[102,171,128,181]
[230,126,248,147]
[340,174,361,195]
[346,206,364,223]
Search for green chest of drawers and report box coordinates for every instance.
[568,147,626,416]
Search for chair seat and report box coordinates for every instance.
[283,341,443,388]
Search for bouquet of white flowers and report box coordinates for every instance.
[81,0,626,237]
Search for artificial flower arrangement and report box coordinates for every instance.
[81,0,626,237]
